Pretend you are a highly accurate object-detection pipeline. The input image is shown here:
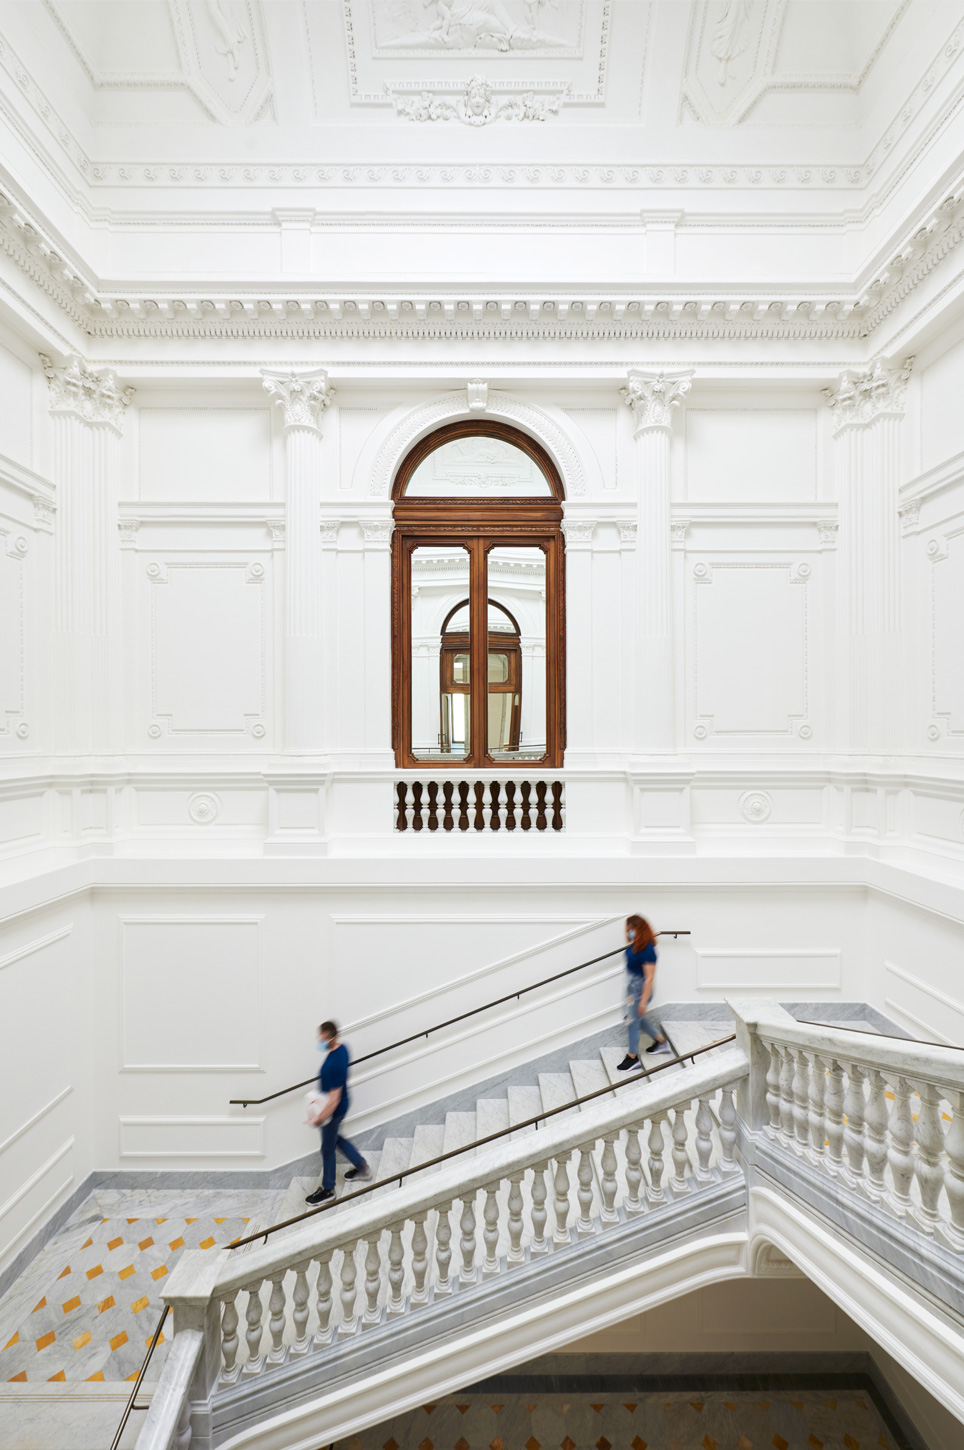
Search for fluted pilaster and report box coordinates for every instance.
[263,368,335,751]
[620,369,693,752]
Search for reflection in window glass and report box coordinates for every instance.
[411,546,470,761]
[405,436,553,498]
[487,547,546,762]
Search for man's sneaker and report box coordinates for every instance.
[344,1163,372,1182]
[645,1039,671,1055]
[616,1054,639,1071]
[305,1187,336,1205]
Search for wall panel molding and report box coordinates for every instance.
[118,1116,264,1159]
[696,948,841,991]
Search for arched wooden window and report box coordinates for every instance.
[392,421,565,769]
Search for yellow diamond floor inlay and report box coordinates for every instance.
[332,1392,901,1450]
[0,1188,283,1383]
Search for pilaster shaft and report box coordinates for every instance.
[263,368,335,752]
[621,369,693,752]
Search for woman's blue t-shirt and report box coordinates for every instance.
[320,1042,350,1114]
[625,942,657,976]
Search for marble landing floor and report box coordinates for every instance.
[335,1389,903,1450]
[0,1187,284,1384]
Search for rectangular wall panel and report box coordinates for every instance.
[118,1116,264,1159]
[0,343,32,466]
[138,409,272,500]
[685,411,816,501]
[696,948,841,990]
[0,538,24,737]
[120,916,262,1070]
[931,530,964,737]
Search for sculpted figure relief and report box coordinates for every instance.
[373,0,570,52]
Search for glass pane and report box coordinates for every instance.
[443,601,470,633]
[486,546,547,762]
[411,546,470,761]
[405,436,553,498]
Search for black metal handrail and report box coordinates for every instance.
[108,1304,170,1450]
[794,1018,964,1053]
[229,929,690,1108]
[228,1030,733,1250]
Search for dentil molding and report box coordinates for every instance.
[823,356,914,434]
[262,368,335,431]
[39,353,134,432]
[620,369,694,433]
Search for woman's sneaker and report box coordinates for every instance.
[344,1163,372,1182]
[616,1054,639,1071]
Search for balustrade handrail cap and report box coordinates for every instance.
[201,1046,748,1300]
[731,1000,964,1087]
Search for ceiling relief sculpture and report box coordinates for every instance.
[370,0,583,55]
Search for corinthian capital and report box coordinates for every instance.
[823,356,914,435]
[40,354,134,434]
[620,369,693,435]
[262,367,335,432]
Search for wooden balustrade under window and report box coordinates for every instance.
[395,778,565,832]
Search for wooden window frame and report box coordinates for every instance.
[391,421,566,770]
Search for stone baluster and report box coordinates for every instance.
[266,1273,288,1365]
[886,1077,915,1219]
[624,1127,644,1213]
[459,1194,478,1283]
[576,1147,596,1236]
[314,1254,334,1345]
[824,1059,846,1175]
[404,784,415,832]
[911,1081,946,1235]
[671,1108,690,1194]
[507,1172,526,1264]
[646,1115,667,1206]
[862,1068,889,1202]
[482,1185,502,1275]
[694,1097,714,1182]
[938,1091,964,1252]
[842,1064,867,1188]
[718,1088,738,1174]
[290,1261,311,1357]
[387,1225,405,1315]
[337,1245,359,1337]
[778,1047,795,1143]
[435,1202,454,1294]
[807,1053,827,1163]
[764,1042,782,1135]
[410,1214,430,1304]
[219,1293,240,1385]
[600,1134,619,1223]
[792,1050,811,1151]
[530,1162,550,1254]
[242,1281,265,1375]
[364,1236,382,1325]
[552,1153,573,1247]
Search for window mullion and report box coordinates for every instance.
[469,537,488,769]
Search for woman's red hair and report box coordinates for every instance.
[627,915,655,953]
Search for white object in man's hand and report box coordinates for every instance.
[304,1090,330,1126]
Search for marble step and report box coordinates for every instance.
[507,1083,543,1135]
[476,1097,511,1144]
[568,1057,613,1105]
[442,1110,478,1159]
[537,1071,578,1124]
[409,1121,446,1177]
[373,1136,415,1193]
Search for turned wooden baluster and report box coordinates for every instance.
[266,1272,287,1365]
[482,1184,501,1276]
[220,1292,240,1384]
[862,1068,889,1202]
[442,780,455,832]
[792,1049,811,1151]
[764,1042,782,1135]
[807,1053,827,1163]
[646,1115,667,1206]
[387,1225,405,1315]
[824,1059,846,1175]
[395,782,407,832]
[507,1172,526,1264]
[718,1088,738,1174]
[576,1146,595,1236]
[530,1161,549,1254]
[600,1134,619,1223]
[337,1244,359,1338]
[940,1090,964,1252]
[290,1261,311,1357]
[314,1253,334,1346]
[694,1096,714,1182]
[912,1081,945,1235]
[435,1201,454,1295]
[624,1126,644,1213]
[410,1214,430,1304]
[778,1046,795,1143]
[242,1280,265,1375]
[411,781,423,831]
[552,1152,573,1246]
[460,1194,478,1283]
[364,1235,382,1325]
[886,1076,915,1219]
[671,1108,690,1194]
[842,1063,867,1189]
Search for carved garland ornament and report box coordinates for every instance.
[390,76,567,126]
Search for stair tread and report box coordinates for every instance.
[507,1084,543,1125]
[442,1110,478,1156]
[568,1057,613,1104]
[538,1071,577,1119]
[663,1020,732,1062]
[476,1098,511,1140]
[599,1041,681,1089]
[374,1136,415,1185]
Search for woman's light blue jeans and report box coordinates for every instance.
[626,970,661,1056]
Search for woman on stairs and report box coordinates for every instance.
[617,915,670,1071]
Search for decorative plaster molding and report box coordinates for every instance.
[616,521,637,546]
[266,520,286,548]
[118,519,140,548]
[621,370,694,434]
[740,790,773,824]
[187,791,221,826]
[823,356,914,434]
[670,520,689,549]
[39,353,134,433]
[319,520,341,546]
[32,498,55,530]
[816,520,839,548]
[467,379,488,411]
[361,519,393,546]
[261,368,334,432]
[390,76,567,125]
[898,499,922,535]
[560,520,594,546]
